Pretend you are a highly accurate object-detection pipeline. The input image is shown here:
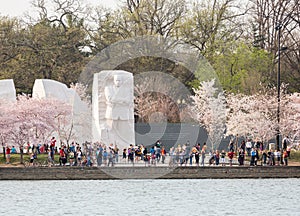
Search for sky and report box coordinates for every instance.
[0,0,119,18]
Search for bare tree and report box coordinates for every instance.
[180,0,250,58]
[250,0,300,90]
[124,0,186,38]
[134,72,193,123]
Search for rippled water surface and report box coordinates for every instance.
[0,179,299,216]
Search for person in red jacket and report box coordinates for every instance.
[6,146,11,164]
[50,137,56,161]
[161,146,166,164]
[59,147,66,166]
[228,150,235,166]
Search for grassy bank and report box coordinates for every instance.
[0,153,60,166]
[290,150,300,162]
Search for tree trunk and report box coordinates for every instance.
[20,145,24,164]
[235,134,239,155]
[2,145,6,160]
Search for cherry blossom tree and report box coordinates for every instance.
[226,92,276,147]
[0,95,72,163]
[191,79,226,150]
[226,84,298,148]
[0,99,17,158]
[283,93,300,142]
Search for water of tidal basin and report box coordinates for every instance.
[1,179,299,216]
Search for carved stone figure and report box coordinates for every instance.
[92,70,135,150]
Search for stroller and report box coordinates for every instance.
[208,155,215,165]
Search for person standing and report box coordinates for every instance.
[6,146,11,164]
[189,150,194,166]
[47,149,54,167]
[274,150,280,166]
[11,146,17,154]
[200,143,207,166]
[221,150,226,166]
[150,146,155,165]
[107,148,115,167]
[155,145,161,163]
[228,141,234,152]
[184,143,191,166]
[194,145,200,166]
[61,146,67,166]
[122,148,127,162]
[240,140,246,152]
[267,149,273,166]
[30,152,35,166]
[128,145,135,165]
[161,147,166,164]
[245,139,252,156]
[261,150,268,166]
[215,150,220,166]
[68,149,75,166]
[228,150,235,166]
[76,147,82,166]
[238,148,245,166]
[250,148,257,166]
[168,147,175,166]
[283,150,288,166]
[96,145,103,166]
[282,136,290,151]
[114,145,119,163]
[143,147,149,166]
[50,137,56,161]
[59,147,65,166]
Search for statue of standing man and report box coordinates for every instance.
[92,70,135,150]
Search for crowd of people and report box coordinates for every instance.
[227,137,291,166]
[2,136,294,167]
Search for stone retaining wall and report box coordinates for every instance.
[1,166,300,180]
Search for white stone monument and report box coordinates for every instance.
[0,79,16,101]
[92,70,135,149]
[32,79,91,144]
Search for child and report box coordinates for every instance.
[221,150,226,166]
[30,153,35,166]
